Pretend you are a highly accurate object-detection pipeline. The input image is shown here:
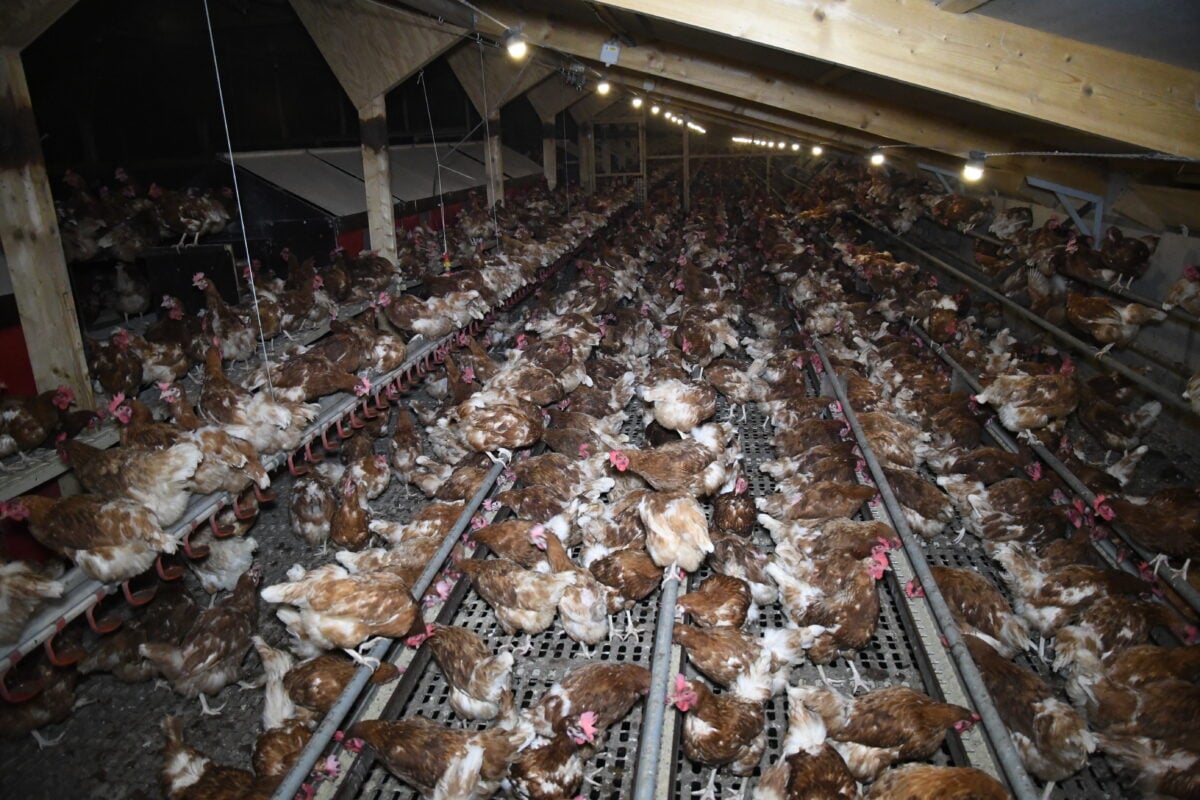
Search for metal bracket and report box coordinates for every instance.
[918,162,961,194]
[1026,176,1104,242]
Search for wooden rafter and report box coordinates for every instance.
[526,75,587,122]
[0,0,78,50]
[446,41,554,118]
[935,0,994,12]
[570,92,620,124]
[593,0,1200,157]
[289,0,462,111]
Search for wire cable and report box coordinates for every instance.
[417,69,452,266]
[477,39,503,252]
[201,0,275,400]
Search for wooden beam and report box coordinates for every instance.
[594,0,1200,157]
[578,123,596,194]
[569,92,619,124]
[446,41,554,118]
[483,125,504,207]
[0,48,92,404]
[359,94,397,263]
[682,124,691,212]
[542,120,558,190]
[526,76,587,122]
[0,0,78,50]
[468,3,1019,158]
[935,0,993,12]
[289,0,461,110]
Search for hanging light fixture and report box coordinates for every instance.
[650,104,661,115]
[503,29,528,60]
[597,80,611,95]
[869,148,886,166]
[811,144,824,156]
[631,96,643,109]
[962,150,987,182]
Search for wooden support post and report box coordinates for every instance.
[682,126,690,214]
[541,119,558,191]
[0,48,92,405]
[638,115,647,205]
[484,113,504,208]
[358,93,397,264]
[579,122,596,195]
[766,154,771,195]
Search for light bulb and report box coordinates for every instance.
[869,150,885,166]
[791,143,801,151]
[597,80,611,95]
[631,97,643,109]
[504,30,527,60]
[962,150,986,182]
[811,145,823,156]
[650,105,660,115]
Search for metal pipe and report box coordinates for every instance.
[631,568,683,800]
[270,459,504,800]
[812,339,1042,800]
[909,323,1200,621]
[851,212,1194,417]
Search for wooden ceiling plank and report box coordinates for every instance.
[592,0,1200,157]
[0,0,78,50]
[447,42,554,117]
[526,75,588,122]
[570,92,619,123]
[936,0,994,13]
[289,0,462,111]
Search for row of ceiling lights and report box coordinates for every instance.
[732,136,823,156]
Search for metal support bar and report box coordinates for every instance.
[919,162,960,194]
[631,569,683,800]
[812,339,1042,800]
[1027,176,1104,243]
[269,459,506,800]
[850,212,1194,417]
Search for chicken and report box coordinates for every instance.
[289,471,337,547]
[456,393,545,454]
[881,466,953,537]
[389,404,422,476]
[140,566,260,714]
[457,558,576,637]
[0,386,73,457]
[283,652,400,717]
[196,346,318,454]
[538,530,616,651]
[752,684,856,800]
[0,661,78,742]
[1162,263,1200,314]
[712,481,756,538]
[330,474,371,551]
[250,637,312,782]
[190,531,258,594]
[526,662,651,739]
[470,520,550,570]
[192,274,257,363]
[1105,490,1200,578]
[76,579,195,683]
[86,332,143,396]
[640,378,718,432]
[1099,226,1157,286]
[864,764,1008,800]
[1076,394,1160,452]
[119,394,270,498]
[349,713,533,800]
[766,545,889,666]
[60,438,202,526]
[991,541,1149,641]
[261,563,419,655]
[507,721,594,800]
[791,683,978,782]
[907,566,1031,658]
[670,666,770,790]
[1066,292,1166,352]
[0,557,64,645]
[12,494,176,584]
[251,351,370,403]
[425,624,514,721]
[638,490,714,572]
[677,574,752,628]
[607,421,732,496]
[368,500,464,548]
[709,530,778,606]
[963,634,1095,784]
[755,482,877,521]
[158,716,259,800]
[673,624,822,691]
[152,184,231,246]
[973,373,1078,432]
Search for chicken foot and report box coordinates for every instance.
[344,638,386,671]
[31,729,65,749]
[1149,553,1190,582]
[614,609,642,641]
[199,693,226,716]
[692,768,720,800]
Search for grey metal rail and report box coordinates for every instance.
[268,459,505,800]
[812,339,1042,800]
[909,324,1200,618]
[632,568,684,800]
[848,212,1195,417]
